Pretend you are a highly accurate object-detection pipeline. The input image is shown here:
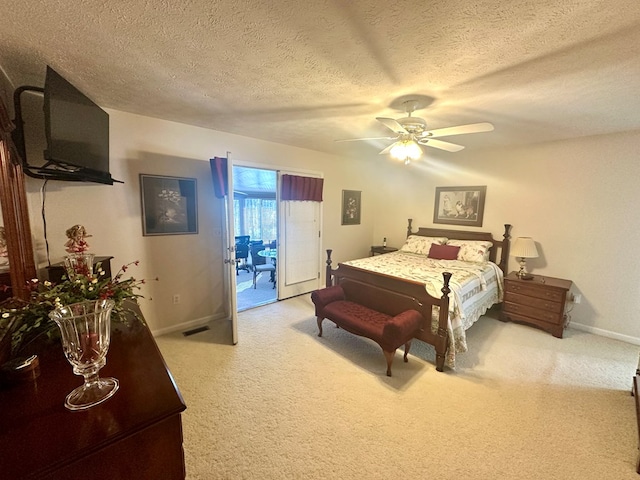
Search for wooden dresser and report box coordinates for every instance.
[0,308,186,479]
[633,371,640,474]
[502,271,573,338]
[0,269,11,302]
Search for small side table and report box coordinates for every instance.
[502,271,572,338]
[370,246,398,256]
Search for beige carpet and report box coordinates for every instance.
[155,296,639,479]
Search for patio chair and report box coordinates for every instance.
[235,235,251,274]
[249,243,276,289]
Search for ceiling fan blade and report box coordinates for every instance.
[378,141,400,155]
[376,117,409,134]
[418,138,465,152]
[335,136,398,143]
[427,122,494,138]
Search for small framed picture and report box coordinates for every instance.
[140,174,198,236]
[433,186,486,227]
[341,190,361,225]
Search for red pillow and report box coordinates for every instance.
[428,243,460,260]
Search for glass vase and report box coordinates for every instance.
[49,299,119,411]
[63,253,95,279]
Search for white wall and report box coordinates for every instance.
[7,73,640,342]
[20,108,374,334]
[368,130,640,342]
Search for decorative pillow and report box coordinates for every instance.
[428,243,461,260]
[446,239,493,262]
[400,235,448,255]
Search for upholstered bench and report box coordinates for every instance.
[311,285,422,376]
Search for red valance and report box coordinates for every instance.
[280,174,323,202]
[209,157,228,199]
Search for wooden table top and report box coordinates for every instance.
[0,309,186,479]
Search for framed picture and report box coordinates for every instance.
[140,174,198,236]
[341,190,361,225]
[433,186,486,227]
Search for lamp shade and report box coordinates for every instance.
[390,139,422,162]
[511,237,539,258]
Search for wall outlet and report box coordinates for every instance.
[172,294,181,304]
[572,293,582,304]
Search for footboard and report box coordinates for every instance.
[324,249,451,372]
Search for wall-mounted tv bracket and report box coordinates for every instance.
[12,85,83,181]
[12,86,43,176]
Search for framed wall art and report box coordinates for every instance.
[140,174,198,236]
[341,190,361,225]
[433,185,486,227]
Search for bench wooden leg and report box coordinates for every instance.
[404,340,412,363]
[383,350,395,377]
[317,317,324,337]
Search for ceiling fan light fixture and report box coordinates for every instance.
[390,139,422,164]
[345,100,493,157]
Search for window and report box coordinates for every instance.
[234,197,277,243]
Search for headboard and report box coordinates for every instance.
[405,219,512,273]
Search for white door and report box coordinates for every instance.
[277,172,322,299]
[221,157,239,344]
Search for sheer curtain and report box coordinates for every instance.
[234,198,277,242]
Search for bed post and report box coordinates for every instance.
[325,249,333,287]
[407,218,413,237]
[435,271,452,372]
[498,224,512,273]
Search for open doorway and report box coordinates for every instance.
[233,166,278,311]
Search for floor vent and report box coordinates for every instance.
[182,326,210,337]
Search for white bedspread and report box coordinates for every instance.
[342,251,504,367]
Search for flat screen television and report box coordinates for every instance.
[40,66,117,184]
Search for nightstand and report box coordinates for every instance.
[501,271,573,338]
[370,246,398,256]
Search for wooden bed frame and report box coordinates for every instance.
[324,219,512,372]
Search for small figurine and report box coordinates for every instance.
[64,225,92,254]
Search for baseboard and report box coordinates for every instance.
[150,313,640,346]
[570,322,640,346]
[150,312,228,337]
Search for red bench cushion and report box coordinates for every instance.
[322,300,421,352]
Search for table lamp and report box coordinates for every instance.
[511,237,538,280]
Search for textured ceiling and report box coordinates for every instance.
[1,0,640,161]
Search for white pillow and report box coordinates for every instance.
[446,239,493,262]
[400,235,448,255]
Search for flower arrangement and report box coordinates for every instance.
[0,225,155,359]
[0,260,149,358]
[158,188,182,205]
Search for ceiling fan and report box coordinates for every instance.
[337,99,494,164]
